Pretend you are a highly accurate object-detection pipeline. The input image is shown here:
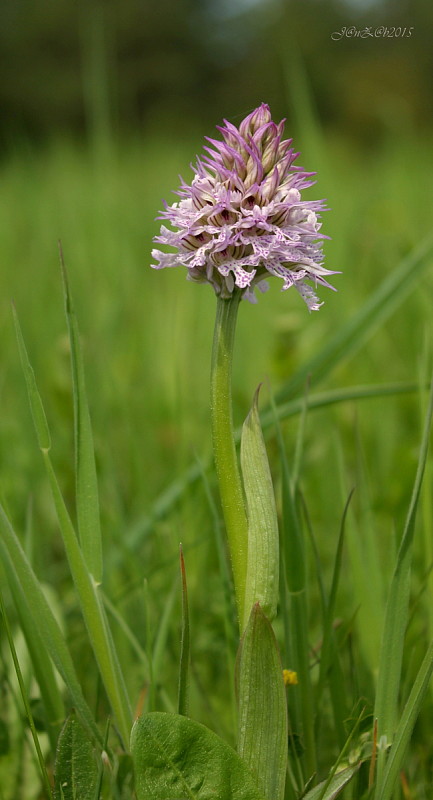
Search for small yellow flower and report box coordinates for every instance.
[283,669,298,686]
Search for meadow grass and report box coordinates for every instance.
[0,128,433,798]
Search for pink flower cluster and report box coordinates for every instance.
[152,104,337,309]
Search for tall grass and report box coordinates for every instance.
[1,123,433,798]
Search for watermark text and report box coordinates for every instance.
[331,26,414,41]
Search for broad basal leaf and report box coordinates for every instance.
[131,711,266,800]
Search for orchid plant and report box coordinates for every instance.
[1,104,433,800]
[152,103,336,625]
[137,104,336,798]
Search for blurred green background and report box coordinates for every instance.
[1,0,432,509]
[1,0,432,147]
[1,0,433,755]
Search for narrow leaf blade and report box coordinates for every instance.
[275,235,433,405]
[12,304,51,452]
[271,392,316,777]
[0,586,54,800]
[123,381,423,555]
[374,378,433,750]
[42,450,132,748]
[379,640,433,800]
[302,764,360,800]
[12,308,132,747]
[177,544,190,716]
[2,556,65,751]
[315,491,353,732]
[0,503,102,746]
[60,249,103,583]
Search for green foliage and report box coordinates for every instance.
[1,130,433,799]
[130,711,266,800]
[1,556,65,753]
[11,310,132,747]
[210,293,249,624]
[301,765,360,800]
[374,380,433,794]
[313,490,353,749]
[273,392,316,780]
[61,248,103,584]
[241,387,279,627]
[273,233,433,408]
[236,604,287,800]
[0,718,10,756]
[177,545,190,717]
[1,0,432,152]
[54,713,99,800]
[0,503,103,747]
[378,640,433,800]
[0,587,53,799]
[11,302,51,452]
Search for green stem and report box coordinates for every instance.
[210,292,249,624]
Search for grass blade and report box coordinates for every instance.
[177,544,190,716]
[13,308,132,747]
[11,302,51,452]
[313,491,353,747]
[0,503,102,746]
[142,578,155,713]
[197,455,238,729]
[197,454,237,642]
[315,708,364,800]
[374,376,433,795]
[102,591,150,678]
[336,437,384,679]
[271,394,316,778]
[123,381,423,555]
[0,587,54,799]
[2,555,65,752]
[275,234,433,404]
[260,381,424,434]
[146,577,179,712]
[43,452,132,746]
[301,765,360,800]
[60,245,103,584]
[379,640,433,800]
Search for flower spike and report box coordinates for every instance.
[152,103,337,309]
